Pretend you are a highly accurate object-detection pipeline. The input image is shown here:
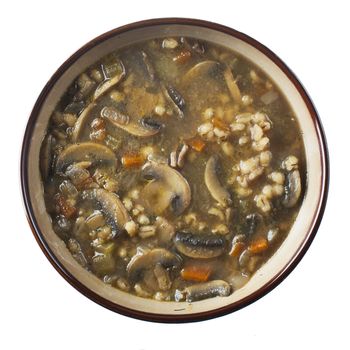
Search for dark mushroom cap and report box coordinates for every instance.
[174,231,227,259]
[204,155,232,207]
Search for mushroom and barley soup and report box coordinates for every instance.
[40,37,305,302]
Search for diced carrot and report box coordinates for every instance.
[212,117,230,131]
[186,137,206,152]
[55,194,76,219]
[181,265,212,282]
[121,154,144,168]
[248,237,268,254]
[173,50,191,64]
[229,242,245,257]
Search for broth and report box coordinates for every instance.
[40,37,305,302]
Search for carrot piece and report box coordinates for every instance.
[121,154,144,168]
[248,237,268,254]
[212,117,229,131]
[55,194,76,219]
[181,265,212,282]
[229,242,245,257]
[187,137,206,152]
[173,50,191,64]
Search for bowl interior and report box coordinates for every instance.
[24,22,324,317]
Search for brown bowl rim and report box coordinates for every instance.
[20,17,329,323]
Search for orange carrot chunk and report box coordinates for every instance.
[229,242,245,257]
[212,117,229,131]
[173,50,192,64]
[121,154,144,168]
[248,237,268,254]
[187,137,206,152]
[181,265,212,282]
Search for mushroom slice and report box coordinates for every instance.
[139,50,155,81]
[162,85,185,118]
[141,181,174,215]
[55,142,117,173]
[283,169,301,208]
[71,60,126,142]
[84,188,130,237]
[154,264,172,291]
[141,160,191,216]
[182,60,221,84]
[64,100,85,116]
[223,66,241,104]
[244,213,262,237]
[177,280,231,302]
[101,106,162,137]
[94,60,126,100]
[65,161,93,188]
[181,37,206,55]
[204,155,232,207]
[174,231,227,259]
[40,134,55,180]
[71,102,96,142]
[127,248,182,282]
[155,216,175,245]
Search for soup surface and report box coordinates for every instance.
[40,37,305,302]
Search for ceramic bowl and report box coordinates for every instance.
[21,18,329,322]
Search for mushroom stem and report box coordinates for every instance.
[223,66,241,104]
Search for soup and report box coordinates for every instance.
[40,37,305,302]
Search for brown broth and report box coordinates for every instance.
[40,37,306,302]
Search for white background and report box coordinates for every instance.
[1,0,348,349]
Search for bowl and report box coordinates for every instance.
[21,18,329,322]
